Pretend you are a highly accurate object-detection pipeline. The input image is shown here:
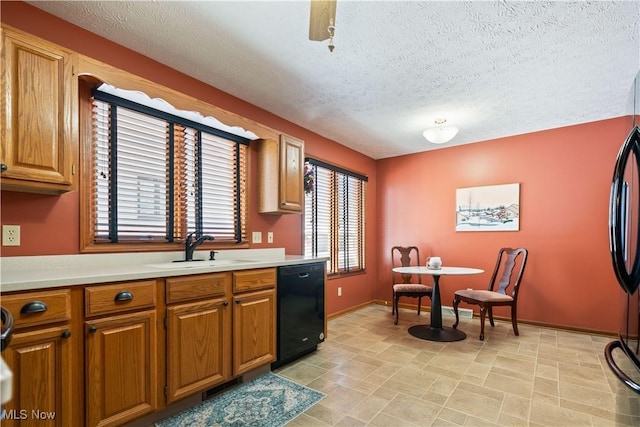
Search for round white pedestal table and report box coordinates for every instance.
[391,266,484,342]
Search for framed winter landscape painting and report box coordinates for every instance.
[455,183,520,231]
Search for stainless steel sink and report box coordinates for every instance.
[145,259,254,269]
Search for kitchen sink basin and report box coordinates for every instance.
[145,259,254,269]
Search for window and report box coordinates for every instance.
[304,158,367,274]
[88,87,249,246]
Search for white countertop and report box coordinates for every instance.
[0,249,327,292]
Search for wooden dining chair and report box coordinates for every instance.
[452,247,528,340]
[391,246,433,325]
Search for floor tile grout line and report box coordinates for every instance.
[285,304,638,426]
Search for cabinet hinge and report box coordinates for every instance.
[72,164,76,175]
[72,65,75,76]
[164,316,168,328]
[164,385,168,396]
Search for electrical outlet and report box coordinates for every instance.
[267,232,273,244]
[337,287,342,297]
[2,225,20,246]
[252,231,262,244]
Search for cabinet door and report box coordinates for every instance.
[166,298,231,404]
[278,134,304,212]
[0,26,77,194]
[85,310,157,427]
[257,136,304,214]
[2,325,75,427]
[232,289,276,375]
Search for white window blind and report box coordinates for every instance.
[91,90,248,244]
[304,159,366,274]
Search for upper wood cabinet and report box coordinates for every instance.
[0,26,78,194]
[257,134,304,214]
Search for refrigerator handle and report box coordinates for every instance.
[604,340,640,393]
[609,125,640,294]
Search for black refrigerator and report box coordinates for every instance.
[605,71,640,393]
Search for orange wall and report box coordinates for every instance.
[1,2,635,332]
[376,117,634,333]
[0,2,377,315]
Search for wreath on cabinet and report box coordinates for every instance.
[304,165,314,194]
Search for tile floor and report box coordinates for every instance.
[274,304,640,426]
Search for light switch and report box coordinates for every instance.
[252,231,262,244]
[267,232,273,244]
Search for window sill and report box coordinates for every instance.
[81,240,249,254]
[327,269,366,280]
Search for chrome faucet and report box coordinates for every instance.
[185,232,214,261]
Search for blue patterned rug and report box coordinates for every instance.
[155,372,325,427]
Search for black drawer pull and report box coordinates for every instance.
[20,301,48,314]
[61,330,71,339]
[114,291,133,302]
[1,164,7,172]
[235,299,241,304]
[223,300,229,306]
[88,325,97,334]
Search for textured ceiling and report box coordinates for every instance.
[27,1,640,159]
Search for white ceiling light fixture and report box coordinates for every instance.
[423,119,459,144]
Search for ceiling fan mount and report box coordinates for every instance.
[309,0,337,52]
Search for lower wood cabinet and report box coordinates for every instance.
[166,298,231,403]
[2,267,279,426]
[84,279,158,427]
[164,272,232,404]
[232,288,276,375]
[2,325,75,427]
[1,288,81,427]
[231,268,277,376]
[85,310,158,427]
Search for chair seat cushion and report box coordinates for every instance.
[455,289,513,302]
[393,284,432,293]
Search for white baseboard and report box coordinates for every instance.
[442,305,473,319]
[374,300,473,319]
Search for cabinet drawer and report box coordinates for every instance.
[166,273,230,304]
[233,268,276,293]
[1,289,71,329]
[85,280,156,317]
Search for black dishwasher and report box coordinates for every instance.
[272,263,325,369]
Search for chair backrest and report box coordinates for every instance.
[391,246,421,284]
[488,247,528,299]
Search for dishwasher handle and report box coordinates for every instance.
[278,263,325,277]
